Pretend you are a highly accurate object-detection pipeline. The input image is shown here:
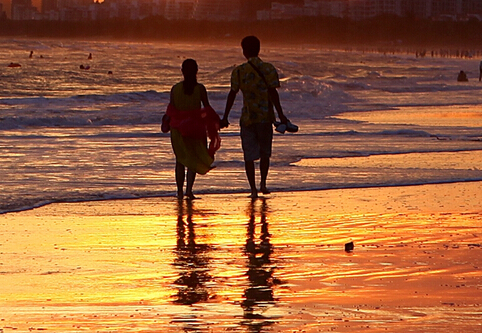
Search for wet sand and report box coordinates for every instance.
[1,182,481,332]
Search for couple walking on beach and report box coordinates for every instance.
[164,35,289,199]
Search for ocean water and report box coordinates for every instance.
[1,38,482,213]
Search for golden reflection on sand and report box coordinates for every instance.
[1,182,481,332]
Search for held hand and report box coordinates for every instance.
[279,114,289,124]
[220,118,230,129]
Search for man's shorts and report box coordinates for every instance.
[240,122,273,162]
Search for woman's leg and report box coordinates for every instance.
[175,161,185,199]
[185,169,197,199]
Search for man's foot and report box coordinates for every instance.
[249,189,258,199]
[260,187,271,195]
[185,192,197,200]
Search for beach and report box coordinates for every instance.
[1,182,481,332]
[2,38,482,332]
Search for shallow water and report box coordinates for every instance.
[1,184,481,332]
[2,39,482,213]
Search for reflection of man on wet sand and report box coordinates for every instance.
[241,198,282,326]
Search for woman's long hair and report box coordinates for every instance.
[182,59,198,96]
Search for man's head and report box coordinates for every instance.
[241,36,260,59]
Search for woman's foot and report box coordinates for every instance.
[249,189,258,199]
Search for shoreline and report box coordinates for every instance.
[2,179,482,215]
[3,32,482,55]
[1,17,482,47]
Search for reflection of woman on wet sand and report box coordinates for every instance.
[241,198,281,327]
[172,200,213,305]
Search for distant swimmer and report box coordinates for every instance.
[29,51,33,58]
[457,70,468,82]
[88,53,92,60]
[8,62,21,67]
[108,71,113,74]
[479,60,482,81]
[80,64,90,70]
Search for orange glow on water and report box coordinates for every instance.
[337,106,482,127]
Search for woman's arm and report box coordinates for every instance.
[200,84,210,108]
[169,87,175,105]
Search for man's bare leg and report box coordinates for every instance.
[245,160,258,198]
[260,157,270,194]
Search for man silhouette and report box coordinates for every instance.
[221,36,288,198]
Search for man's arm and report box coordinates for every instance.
[268,87,288,124]
[221,89,237,128]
